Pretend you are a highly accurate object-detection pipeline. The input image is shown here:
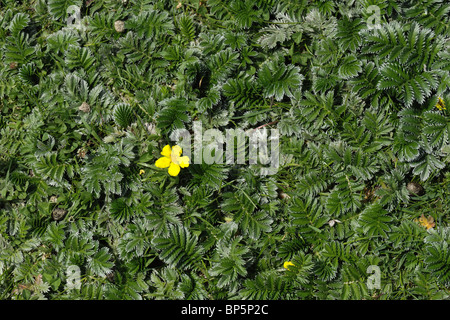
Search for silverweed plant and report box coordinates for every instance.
[0,0,450,300]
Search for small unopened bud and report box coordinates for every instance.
[78,102,90,113]
[328,219,341,227]
[406,182,424,196]
[77,147,87,159]
[278,192,290,200]
[114,20,125,33]
[52,207,67,221]
[106,270,115,282]
[144,122,157,135]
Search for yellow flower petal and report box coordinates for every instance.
[178,156,190,168]
[139,169,145,175]
[168,162,181,176]
[161,145,172,157]
[436,97,446,110]
[283,261,295,270]
[418,214,435,230]
[155,156,171,168]
[172,145,182,157]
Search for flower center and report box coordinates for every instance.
[171,153,180,165]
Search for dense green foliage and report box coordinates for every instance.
[1,0,450,300]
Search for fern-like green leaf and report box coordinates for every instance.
[257,58,303,101]
[156,98,190,133]
[87,247,114,277]
[152,225,203,270]
[178,15,196,43]
[358,203,393,238]
[114,103,135,128]
[338,55,362,79]
[48,0,82,20]
[9,13,30,36]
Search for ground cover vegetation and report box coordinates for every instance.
[0,0,450,300]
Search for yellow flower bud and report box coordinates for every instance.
[283,261,295,270]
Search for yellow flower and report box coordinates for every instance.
[436,97,446,111]
[139,169,145,175]
[283,261,295,270]
[155,144,190,176]
[418,214,435,230]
